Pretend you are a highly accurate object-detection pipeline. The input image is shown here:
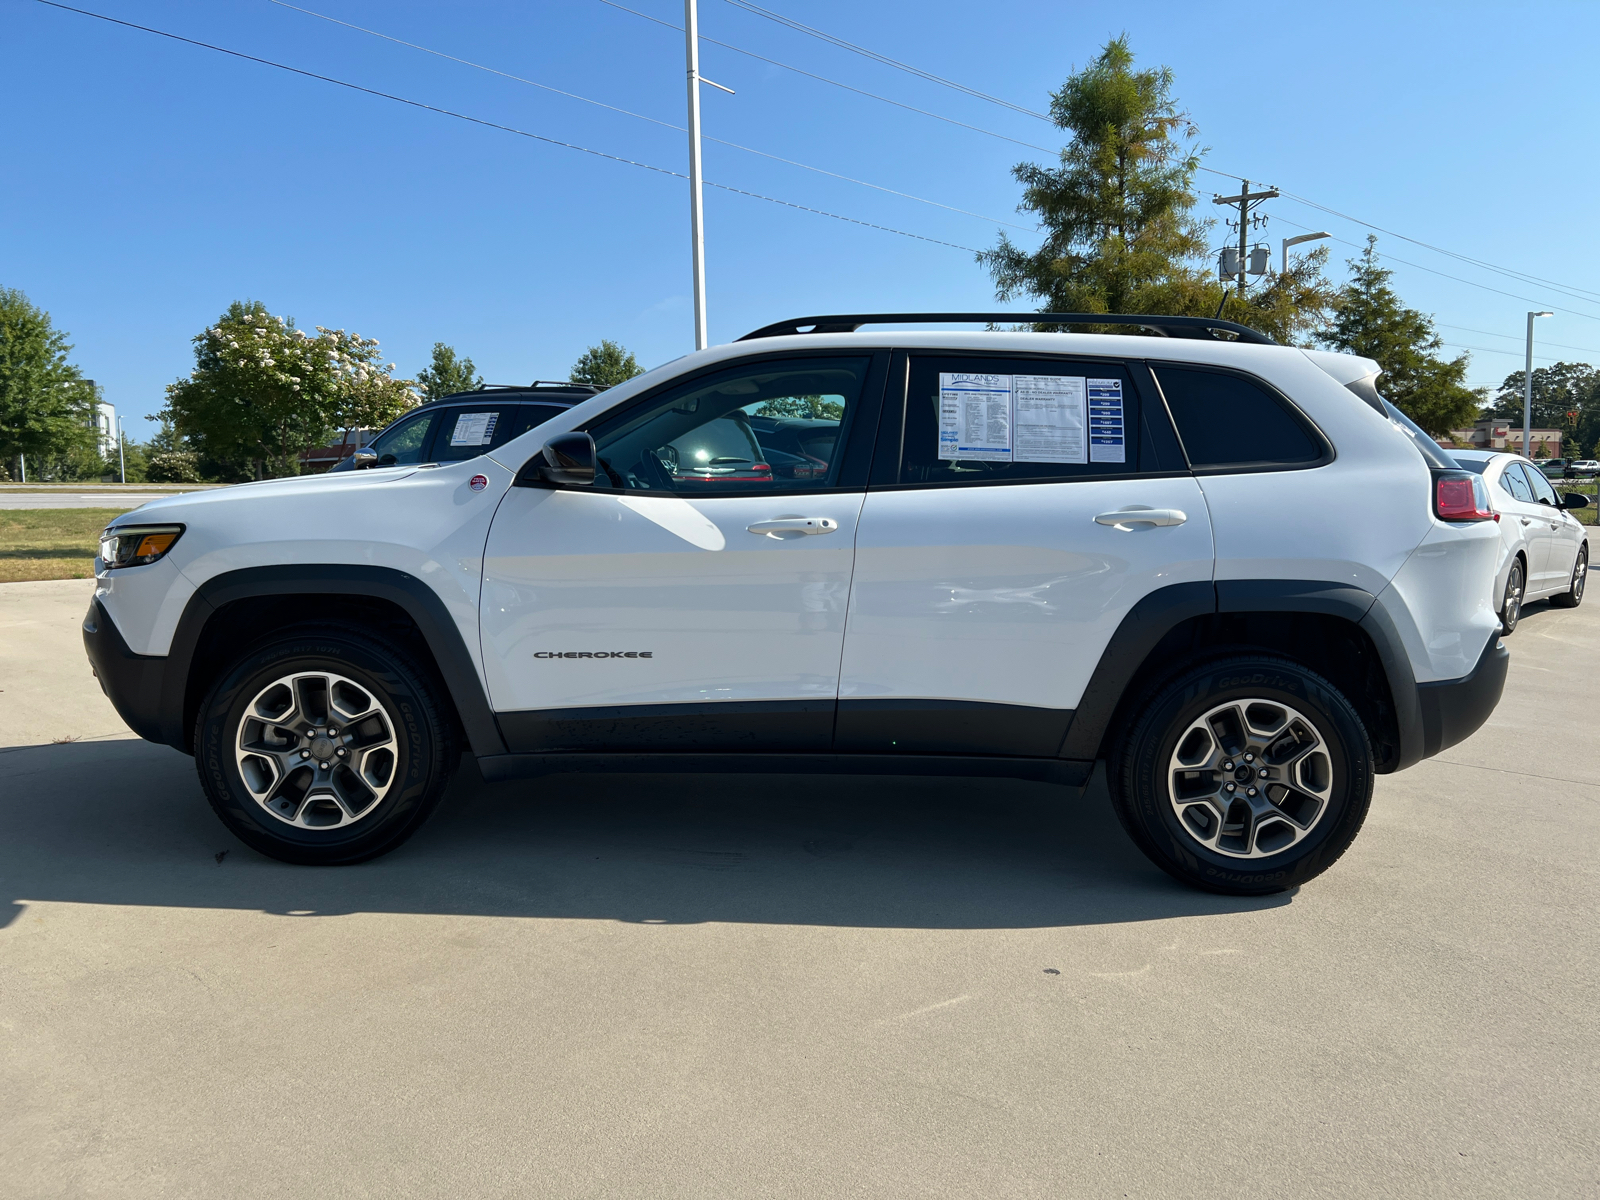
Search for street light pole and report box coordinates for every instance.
[684,0,708,351]
[1281,231,1332,276]
[117,415,126,484]
[1525,310,1553,459]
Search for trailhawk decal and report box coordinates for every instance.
[533,651,654,659]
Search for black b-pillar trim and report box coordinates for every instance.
[165,565,506,756]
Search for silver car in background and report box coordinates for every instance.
[1453,450,1589,632]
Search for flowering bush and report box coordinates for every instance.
[161,301,419,479]
[146,450,201,483]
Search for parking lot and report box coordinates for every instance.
[2,578,1595,1198]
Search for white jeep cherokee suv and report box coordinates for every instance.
[84,313,1507,895]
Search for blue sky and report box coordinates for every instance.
[5,0,1599,432]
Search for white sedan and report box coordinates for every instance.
[1453,450,1589,631]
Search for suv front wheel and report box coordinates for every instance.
[195,625,457,865]
[1110,655,1375,895]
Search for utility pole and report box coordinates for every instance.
[684,0,707,351]
[1212,180,1279,295]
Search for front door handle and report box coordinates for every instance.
[1521,518,1532,525]
[1094,507,1187,528]
[746,517,839,538]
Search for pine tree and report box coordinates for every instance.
[415,343,483,401]
[1318,237,1478,435]
[570,340,643,389]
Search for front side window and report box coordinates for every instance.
[588,357,869,494]
[368,411,436,466]
[1154,365,1323,469]
[894,355,1141,485]
[1500,464,1535,503]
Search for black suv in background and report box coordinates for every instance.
[331,382,602,472]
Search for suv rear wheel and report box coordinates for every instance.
[195,625,456,865]
[1110,655,1374,895]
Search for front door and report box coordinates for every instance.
[837,352,1214,757]
[480,353,885,753]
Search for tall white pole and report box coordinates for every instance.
[117,415,126,484]
[1524,311,1552,459]
[684,0,708,351]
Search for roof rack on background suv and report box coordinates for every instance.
[429,380,603,403]
[737,312,1276,345]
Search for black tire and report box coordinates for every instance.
[1109,654,1375,896]
[1550,543,1587,608]
[195,624,456,865]
[1501,558,1525,634]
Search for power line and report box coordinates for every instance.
[1268,211,1600,324]
[30,0,980,254]
[721,0,1049,121]
[1436,324,1600,357]
[266,0,1037,233]
[593,0,1060,156]
[1440,342,1572,365]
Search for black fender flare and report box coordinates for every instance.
[1058,579,1424,770]
[161,565,505,756]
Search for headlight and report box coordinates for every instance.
[99,524,184,569]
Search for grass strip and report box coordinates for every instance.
[0,509,129,583]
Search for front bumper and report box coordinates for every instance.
[83,595,172,746]
[1416,633,1509,758]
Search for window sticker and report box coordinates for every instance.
[1087,379,1125,464]
[450,411,499,447]
[1013,374,1087,463]
[939,372,1092,464]
[939,373,1013,461]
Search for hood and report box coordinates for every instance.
[110,465,423,523]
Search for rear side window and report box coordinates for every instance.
[1153,365,1323,469]
[516,404,570,438]
[433,407,522,462]
[891,355,1142,485]
[1500,465,1534,503]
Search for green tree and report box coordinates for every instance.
[570,339,643,389]
[1483,361,1600,455]
[161,301,417,479]
[415,342,482,400]
[978,37,1330,344]
[0,287,99,477]
[1317,237,1479,435]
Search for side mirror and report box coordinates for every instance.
[1562,492,1591,510]
[517,432,598,488]
[352,449,378,469]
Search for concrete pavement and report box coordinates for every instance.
[1,579,1595,1197]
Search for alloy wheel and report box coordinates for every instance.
[1167,698,1334,859]
[234,671,399,829]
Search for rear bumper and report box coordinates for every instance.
[1416,633,1509,759]
[82,595,172,746]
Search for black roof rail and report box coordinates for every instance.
[737,312,1277,346]
[429,380,604,404]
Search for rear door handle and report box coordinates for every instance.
[746,517,839,537]
[1094,507,1187,528]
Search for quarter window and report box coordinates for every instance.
[1153,366,1322,469]
[589,357,870,494]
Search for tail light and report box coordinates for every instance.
[1433,470,1496,522]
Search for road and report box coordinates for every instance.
[0,484,218,510]
[2,578,1595,1198]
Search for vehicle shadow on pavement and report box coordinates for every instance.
[0,738,1290,930]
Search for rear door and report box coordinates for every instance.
[836,352,1212,756]
[480,353,886,753]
